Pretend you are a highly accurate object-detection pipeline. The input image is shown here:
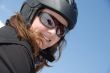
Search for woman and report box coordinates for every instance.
[0,0,78,73]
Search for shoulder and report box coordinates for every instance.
[0,25,34,73]
[0,44,34,73]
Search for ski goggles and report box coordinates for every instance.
[38,12,68,37]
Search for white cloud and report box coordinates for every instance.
[0,20,4,28]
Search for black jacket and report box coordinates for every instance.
[0,25,35,73]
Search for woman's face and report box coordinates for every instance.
[30,8,68,49]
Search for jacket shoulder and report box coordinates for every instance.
[0,25,35,73]
[0,44,34,73]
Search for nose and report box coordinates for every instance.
[47,28,56,35]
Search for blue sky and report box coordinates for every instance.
[0,0,110,73]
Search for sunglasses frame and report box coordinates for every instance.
[38,12,68,37]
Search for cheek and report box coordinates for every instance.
[51,36,60,46]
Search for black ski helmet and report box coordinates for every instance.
[20,0,78,31]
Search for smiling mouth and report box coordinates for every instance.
[43,34,51,42]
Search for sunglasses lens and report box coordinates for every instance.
[56,27,66,37]
[40,13,55,28]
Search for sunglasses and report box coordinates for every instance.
[38,12,68,37]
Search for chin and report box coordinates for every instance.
[40,46,48,49]
[40,44,53,49]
